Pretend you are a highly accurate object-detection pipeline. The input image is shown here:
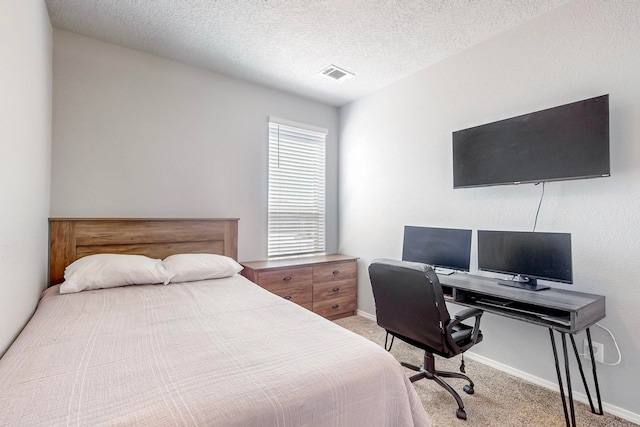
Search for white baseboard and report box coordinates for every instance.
[356,309,376,322]
[354,311,640,424]
[464,351,640,424]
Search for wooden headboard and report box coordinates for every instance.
[49,218,239,287]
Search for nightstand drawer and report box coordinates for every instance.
[256,266,313,291]
[313,261,357,283]
[241,255,358,320]
[313,294,357,319]
[270,284,313,307]
[313,279,356,302]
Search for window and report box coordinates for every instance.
[268,117,327,257]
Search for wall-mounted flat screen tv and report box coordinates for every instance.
[453,95,610,189]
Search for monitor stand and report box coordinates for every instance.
[434,267,456,276]
[497,276,549,291]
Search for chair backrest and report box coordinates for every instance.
[369,259,451,353]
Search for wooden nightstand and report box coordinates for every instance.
[241,254,358,320]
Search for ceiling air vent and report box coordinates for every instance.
[320,64,354,82]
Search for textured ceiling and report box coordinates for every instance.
[45,0,571,106]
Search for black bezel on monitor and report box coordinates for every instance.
[477,230,573,287]
[402,226,472,272]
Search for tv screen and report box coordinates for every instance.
[453,95,610,188]
[402,226,472,272]
[477,230,572,290]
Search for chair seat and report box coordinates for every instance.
[451,323,483,347]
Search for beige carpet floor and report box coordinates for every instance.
[334,315,636,427]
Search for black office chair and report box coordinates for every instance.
[368,259,484,420]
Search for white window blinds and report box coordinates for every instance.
[268,118,327,257]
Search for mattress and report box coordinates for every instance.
[0,275,430,426]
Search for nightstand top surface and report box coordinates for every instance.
[241,254,358,270]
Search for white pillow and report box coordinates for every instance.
[60,254,171,294]
[163,253,243,283]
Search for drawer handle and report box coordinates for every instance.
[332,304,339,309]
[332,287,340,292]
[283,276,292,281]
[332,270,340,275]
[284,295,292,300]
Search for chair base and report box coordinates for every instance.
[402,352,475,420]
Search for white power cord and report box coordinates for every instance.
[578,323,622,366]
[595,323,622,366]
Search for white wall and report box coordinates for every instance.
[0,1,52,355]
[339,0,640,418]
[51,29,339,262]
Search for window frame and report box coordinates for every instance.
[267,117,327,258]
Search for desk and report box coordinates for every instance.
[439,273,605,427]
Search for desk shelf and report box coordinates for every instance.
[440,273,605,333]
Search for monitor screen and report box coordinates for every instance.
[477,230,572,288]
[453,94,610,188]
[402,226,472,272]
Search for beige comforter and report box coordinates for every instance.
[0,275,430,426]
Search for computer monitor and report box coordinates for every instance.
[477,230,572,291]
[402,226,472,273]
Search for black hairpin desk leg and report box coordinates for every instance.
[549,327,604,427]
[562,333,577,426]
[570,335,595,413]
[585,328,604,415]
[550,329,571,427]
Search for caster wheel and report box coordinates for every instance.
[456,408,467,420]
[463,384,474,395]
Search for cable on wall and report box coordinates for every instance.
[532,182,545,232]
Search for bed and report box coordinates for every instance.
[0,218,430,426]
